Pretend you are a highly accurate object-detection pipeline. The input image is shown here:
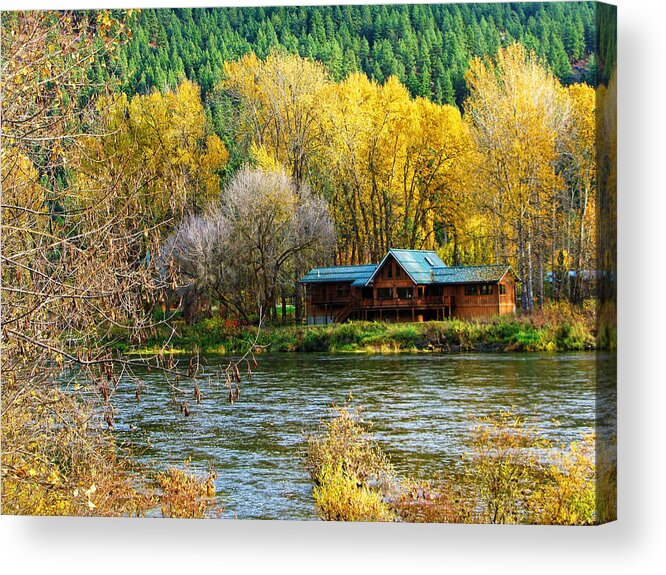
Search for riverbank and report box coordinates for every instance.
[108,303,600,355]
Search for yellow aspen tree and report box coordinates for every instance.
[221,52,329,184]
[562,83,596,301]
[73,80,228,234]
[464,43,570,311]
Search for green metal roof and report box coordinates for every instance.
[300,251,517,286]
[300,264,377,285]
[433,264,515,284]
[366,248,447,285]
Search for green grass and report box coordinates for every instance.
[104,307,599,356]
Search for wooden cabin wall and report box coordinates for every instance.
[498,277,517,316]
[372,255,417,295]
[307,283,352,305]
[305,282,354,322]
[449,284,499,319]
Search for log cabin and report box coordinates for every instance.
[300,248,518,324]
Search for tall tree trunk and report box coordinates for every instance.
[574,185,589,304]
[526,224,534,313]
[294,277,302,324]
[518,215,528,313]
[271,299,278,323]
[281,290,287,323]
[538,250,544,310]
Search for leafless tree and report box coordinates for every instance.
[163,169,335,322]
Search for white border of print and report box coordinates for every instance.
[1,1,663,574]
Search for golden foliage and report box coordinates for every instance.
[312,462,395,522]
[317,73,476,262]
[156,462,218,519]
[73,80,228,225]
[465,43,571,308]
[222,52,328,183]
[1,381,154,517]
[305,404,394,489]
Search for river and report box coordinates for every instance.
[110,351,615,520]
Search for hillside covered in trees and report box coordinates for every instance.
[114,2,609,105]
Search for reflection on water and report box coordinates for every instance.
[111,352,614,520]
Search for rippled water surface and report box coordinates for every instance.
[111,352,614,520]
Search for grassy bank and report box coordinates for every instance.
[108,302,600,355]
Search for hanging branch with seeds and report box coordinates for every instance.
[223,307,265,405]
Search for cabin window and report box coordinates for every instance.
[396,287,413,299]
[396,266,402,278]
[387,264,393,279]
[336,285,350,297]
[499,284,507,295]
[464,285,478,296]
[377,287,393,299]
[426,285,443,297]
[362,287,373,299]
[480,285,493,296]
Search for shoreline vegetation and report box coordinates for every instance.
[108,301,607,356]
[305,404,616,524]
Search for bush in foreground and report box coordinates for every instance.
[306,404,613,524]
[1,378,220,518]
[156,462,218,519]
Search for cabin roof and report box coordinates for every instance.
[300,251,517,286]
[300,264,378,285]
[433,264,517,284]
[365,248,447,285]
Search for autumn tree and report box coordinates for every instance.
[1,11,236,516]
[1,10,160,515]
[219,52,330,320]
[316,72,475,264]
[220,52,328,184]
[72,80,228,234]
[464,43,571,311]
[560,83,596,302]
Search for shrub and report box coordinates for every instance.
[466,410,550,523]
[1,384,155,517]
[554,321,593,350]
[467,410,609,524]
[306,404,398,521]
[298,327,331,352]
[312,462,395,521]
[528,434,596,525]
[156,462,218,519]
[305,404,394,488]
